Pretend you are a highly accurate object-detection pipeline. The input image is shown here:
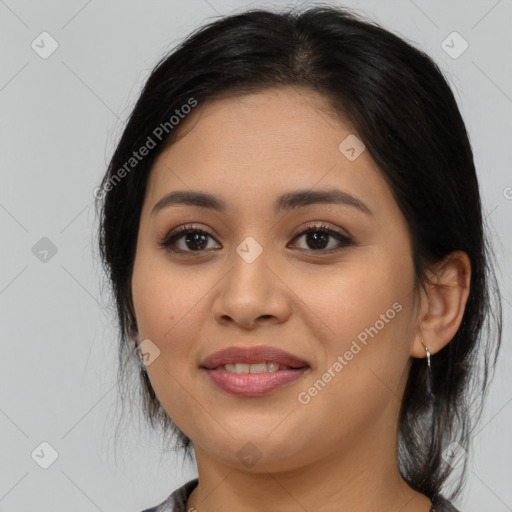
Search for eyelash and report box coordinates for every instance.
[158,222,354,256]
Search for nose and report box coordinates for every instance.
[211,248,292,330]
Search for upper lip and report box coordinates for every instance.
[200,345,310,370]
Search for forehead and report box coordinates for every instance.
[166,86,351,161]
[144,86,393,216]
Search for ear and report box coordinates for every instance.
[411,250,471,358]
[128,326,140,347]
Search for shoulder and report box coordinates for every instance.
[430,493,463,512]
[139,478,199,512]
[139,481,464,512]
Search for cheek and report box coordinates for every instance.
[131,249,205,341]
[306,255,411,343]
[131,256,211,431]
[303,252,415,396]
[131,252,216,378]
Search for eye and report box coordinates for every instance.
[158,224,220,253]
[158,222,353,255]
[289,222,353,253]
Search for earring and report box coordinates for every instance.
[420,336,434,399]
[420,336,431,370]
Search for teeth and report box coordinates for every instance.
[222,362,283,373]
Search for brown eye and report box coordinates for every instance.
[159,222,353,256]
[159,225,220,253]
[290,223,353,252]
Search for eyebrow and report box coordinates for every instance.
[151,188,373,216]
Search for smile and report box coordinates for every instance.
[216,362,295,373]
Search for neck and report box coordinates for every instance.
[186,415,431,512]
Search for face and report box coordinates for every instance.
[131,86,419,472]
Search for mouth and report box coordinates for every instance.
[199,345,311,397]
[212,362,304,373]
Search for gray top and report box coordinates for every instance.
[140,478,461,512]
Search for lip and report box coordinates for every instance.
[200,345,309,370]
[199,345,310,397]
[199,345,310,370]
[202,367,310,397]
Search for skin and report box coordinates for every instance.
[131,85,471,512]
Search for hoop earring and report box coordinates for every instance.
[420,336,434,399]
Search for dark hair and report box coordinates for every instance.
[96,4,502,500]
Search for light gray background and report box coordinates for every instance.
[0,0,511,511]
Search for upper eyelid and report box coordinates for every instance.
[164,222,348,240]
[160,222,352,250]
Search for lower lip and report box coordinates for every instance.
[201,367,310,397]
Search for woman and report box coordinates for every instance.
[96,5,502,511]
